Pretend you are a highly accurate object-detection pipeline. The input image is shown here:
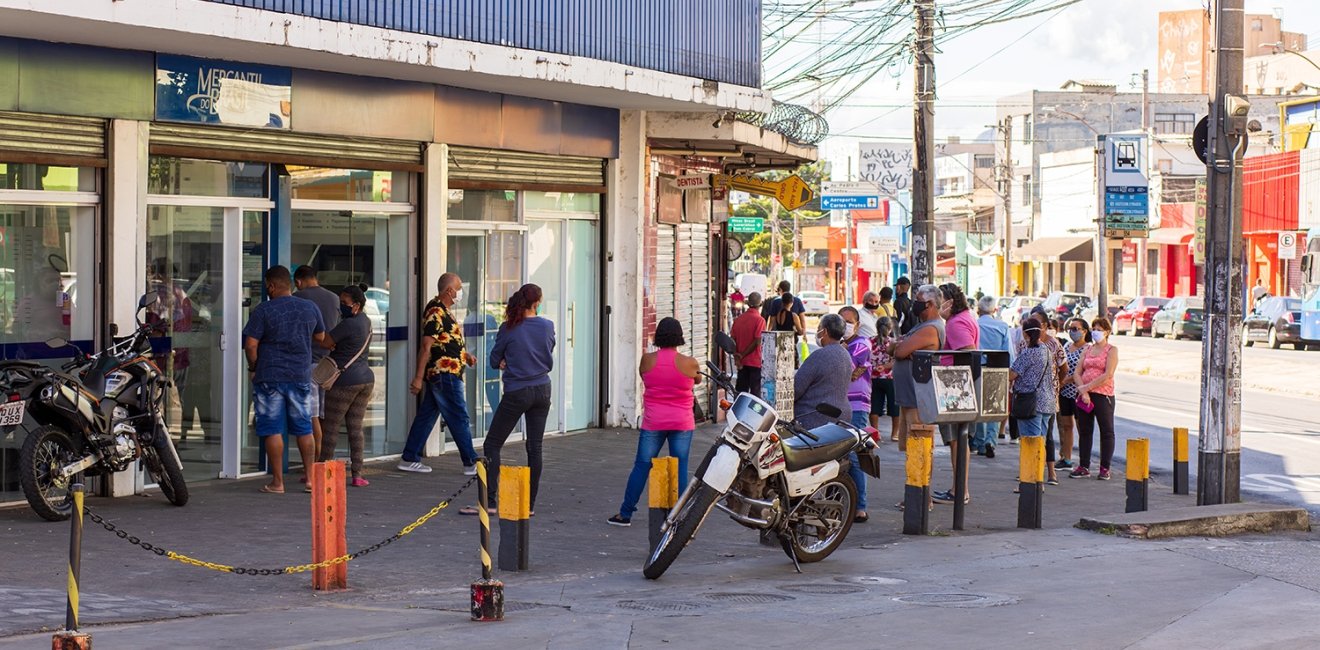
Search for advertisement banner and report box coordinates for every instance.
[1194,178,1207,265]
[156,54,293,129]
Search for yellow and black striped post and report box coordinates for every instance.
[497,465,531,572]
[1173,427,1190,495]
[470,459,504,622]
[648,456,679,550]
[903,429,933,535]
[53,484,91,649]
[1126,438,1150,513]
[1017,436,1044,529]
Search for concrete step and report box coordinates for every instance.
[1077,503,1311,539]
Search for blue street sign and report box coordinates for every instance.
[1104,186,1149,215]
[821,195,880,210]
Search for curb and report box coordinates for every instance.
[1076,503,1311,539]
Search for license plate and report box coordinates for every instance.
[0,401,26,426]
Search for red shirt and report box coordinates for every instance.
[730,310,766,368]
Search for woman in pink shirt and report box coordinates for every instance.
[1071,317,1119,480]
[932,283,980,505]
[609,317,700,526]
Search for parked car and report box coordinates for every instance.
[999,296,1041,326]
[1113,296,1170,336]
[798,290,830,315]
[1041,291,1092,319]
[1243,296,1304,350]
[1151,296,1205,340]
[1078,295,1131,324]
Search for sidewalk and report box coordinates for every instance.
[2,423,1311,645]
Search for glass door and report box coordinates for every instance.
[528,220,565,433]
[565,220,599,431]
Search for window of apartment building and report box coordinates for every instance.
[1020,175,1032,206]
[1251,18,1263,32]
[1154,113,1196,135]
[974,154,994,169]
[1157,159,1173,174]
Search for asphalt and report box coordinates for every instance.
[2,421,1317,647]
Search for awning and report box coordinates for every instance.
[1011,236,1093,262]
[1146,227,1194,246]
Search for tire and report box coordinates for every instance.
[780,472,858,564]
[1129,320,1139,337]
[144,432,189,507]
[1243,325,1253,347]
[1151,323,1163,339]
[1295,343,1306,351]
[1269,327,1281,349]
[643,482,721,580]
[19,425,83,522]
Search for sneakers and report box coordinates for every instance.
[397,461,433,473]
[1097,468,1112,481]
[1007,438,1019,446]
[1069,466,1091,479]
[985,446,996,459]
[1054,459,1074,470]
[351,477,370,487]
[463,464,477,476]
[607,515,632,527]
[931,490,970,505]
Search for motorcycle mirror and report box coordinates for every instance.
[45,337,69,349]
[108,323,119,337]
[815,403,843,419]
[138,293,160,309]
[714,331,737,356]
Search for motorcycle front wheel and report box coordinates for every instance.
[19,425,83,522]
[144,432,189,507]
[642,482,721,580]
[781,473,857,564]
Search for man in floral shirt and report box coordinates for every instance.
[399,273,479,475]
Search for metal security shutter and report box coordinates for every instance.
[150,123,423,170]
[684,224,711,407]
[655,225,676,322]
[449,146,605,189]
[0,111,107,164]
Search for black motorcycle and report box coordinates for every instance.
[5,294,188,521]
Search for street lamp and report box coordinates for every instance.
[1038,107,1109,307]
[1259,42,1320,73]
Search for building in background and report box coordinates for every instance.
[1158,9,1307,94]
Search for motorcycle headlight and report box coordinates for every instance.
[730,422,756,444]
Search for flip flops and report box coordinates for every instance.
[258,485,284,494]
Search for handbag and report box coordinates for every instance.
[311,332,372,391]
[1010,348,1047,419]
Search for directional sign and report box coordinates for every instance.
[727,217,765,233]
[714,174,814,211]
[820,180,880,210]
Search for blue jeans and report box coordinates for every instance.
[973,420,1000,451]
[402,373,477,466]
[1016,413,1051,438]
[849,410,869,511]
[619,429,692,519]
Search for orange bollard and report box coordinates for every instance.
[311,460,347,591]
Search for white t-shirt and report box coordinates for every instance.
[856,306,879,339]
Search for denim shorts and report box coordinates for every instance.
[1015,413,1051,438]
[254,381,314,438]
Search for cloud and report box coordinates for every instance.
[1039,0,1156,72]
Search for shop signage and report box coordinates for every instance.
[1279,232,1298,260]
[727,217,765,233]
[1122,241,1138,264]
[713,174,814,211]
[156,54,293,129]
[675,175,710,190]
[1101,134,1150,237]
[1194,178,1207,265]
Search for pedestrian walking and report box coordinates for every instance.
[891,284,946,509]
[893,277,916,335]
[856,291,881,338]
[1054,317,1091,472]
[608,318,699,527]
[1009,316,1059,485]
[838,307,873,522]
[974,295,1010,458]
[1071,318,1119,480]
[869,317,899,442]
[934,283,980,505]
[293,266,342,458]
[770,291,805,338]
[242,266,326,494]
[761,280,806,324]
[461,284,555,516]
[400,273,479,475]
[316,285,375,487]
[730,292,766,395]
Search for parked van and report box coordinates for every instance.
[734,272,768,299]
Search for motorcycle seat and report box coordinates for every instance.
[780,423,857,473]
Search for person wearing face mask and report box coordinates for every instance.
[401,273,480,475]
[1054,317,1091,472]
[893,277,916,335]
[856,291,881,338]
[1071,317,1120,480]
[838,307,873,522]
[293,266,341,459]
[316,286,375,487]
[890,284,945,510]
[792,314,853,431]
[934,284,979,505]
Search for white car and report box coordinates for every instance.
[798,291,830,315]
[999,296,1042,327]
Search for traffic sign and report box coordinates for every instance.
[1101,134,1150,235]
[1279,232,1298,259]
[820,180,880,211]
[727,217,765,233]
[713,174,814,211]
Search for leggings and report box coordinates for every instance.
[1076,394,1116,471]
[318,381,374,475]
[483,383,553,511]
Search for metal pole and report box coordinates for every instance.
[911,0,937,285]
[1198,0,1246,505]
[1001,116,1014,296]
[1096,136,1108,312]
[845,209,854,303]
[65,484,84,632]
[1138,69,1150,297]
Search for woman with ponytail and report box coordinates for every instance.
[460,284,555,517]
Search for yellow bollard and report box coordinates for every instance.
[1126,438,1150,513]
[648,456,679,550]
[903,429,933,535]
[1173,427,1189,495]
[498,465,531,571]
[1017,437,1044,528]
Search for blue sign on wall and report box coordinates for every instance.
[155,54,292,129]
[821,195,880,210]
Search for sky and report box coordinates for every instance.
[814,0,1320,165]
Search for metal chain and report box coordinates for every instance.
[84,475,478,576]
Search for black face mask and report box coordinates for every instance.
[911,299,928,316]
[864,302,879,310]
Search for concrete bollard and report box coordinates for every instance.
[903,429,933,535]
[52,484,91,650]
[1172,427,1189,495]
[497,465,531,572]
[648,456,679,551]
[1017,437,1044,529]
[311,461,348,591]
[1126,438,1150,513]
[471,459,504,622]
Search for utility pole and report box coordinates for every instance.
[911,0,937,286]
[1095,135,1108,313]
[999,116,1013,297]
[1199,0,1246,505]
[1137,68,1150,296]
[845,157,854,303]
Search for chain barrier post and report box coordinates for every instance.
[311,460,348,591]
[470,459,504,621]
[497,465,531,571]
[1172,427,1190,495]
[1017,436,1044,529]
[647,456,678,551]
[1127,438,1150,513]
[903,429,932,535]
[53,484,91,650]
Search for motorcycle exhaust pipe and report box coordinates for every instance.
[726,490,776,510]
[714,500,771,528]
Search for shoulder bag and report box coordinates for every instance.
[311,331,372,391]
[1010,347,1047,419]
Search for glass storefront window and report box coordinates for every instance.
[448,189,517,222]
[148,157,269,198]
[288,167,411,203]
[524,191,600,215]
[0,163,96,192]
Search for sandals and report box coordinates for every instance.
[854,512,869,523]
[458,506,498,516]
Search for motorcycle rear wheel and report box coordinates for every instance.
[19,425,83,522]
[781,473,857,564]
[144,433,189,507]
[643,483,720,580]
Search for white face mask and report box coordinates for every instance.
[453,289,464,304]
[815,332,825,347]
[1092,329,1106,342]
[844,322,856,338]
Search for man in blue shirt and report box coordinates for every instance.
[974,295,1010,458]
[243,265,326,494]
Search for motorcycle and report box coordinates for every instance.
[643,331,881,579]
[6,293,189,521]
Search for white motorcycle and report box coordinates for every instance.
[643,332,881,579]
